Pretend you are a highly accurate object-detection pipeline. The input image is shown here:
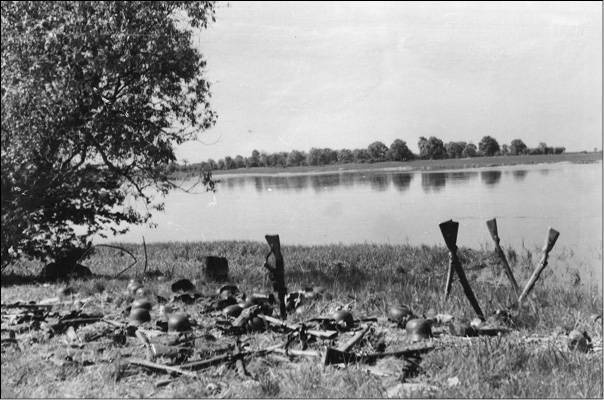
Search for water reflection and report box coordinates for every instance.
[391,173,414,192]
[369,173,390,191]
[227,167,513,193]
[480,170,502,186]
[421,172,447,192]
[448,171,478,185]
[512,170,528,181]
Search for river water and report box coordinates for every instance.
[111,161,602,285]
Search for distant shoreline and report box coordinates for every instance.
[197,152,602,178]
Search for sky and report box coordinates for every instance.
[175,1,602,163]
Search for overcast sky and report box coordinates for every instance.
[176,1,602,163]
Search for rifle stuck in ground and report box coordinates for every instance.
[264,235,287,319]
[517,227,560,306]
[486,218,521,296]
[439,220,485,320]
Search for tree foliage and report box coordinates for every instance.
[387,139,414,161]
[1,1,217,266]
[418,136,446,159]
[367,141,388,162]
[478,136,500,156]
[509,139,527,155]
[445,141,466,159]
[462,143,478,158]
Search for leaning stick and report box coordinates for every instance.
[264,235,287,319]
[486,218,520,296]
[517,228,560,305]
[439,220,485,320]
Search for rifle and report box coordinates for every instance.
[486,218,520,296]
[264,235,287,319]
[439,220,484,320]
[517,227,560,306]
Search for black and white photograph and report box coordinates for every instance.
[1,1,602,398]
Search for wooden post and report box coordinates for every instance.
[264,235,287,319]
[517,227,560,305]
[439,220,485,320]
[486,218,520,296]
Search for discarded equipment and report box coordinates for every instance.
[486,218,521,296]
[439,219,485,320]
[405,318,432,341]
[517,227,560,306]
[131,298,153,311]
[167,313,191,332]
[388,305,414,326]
[202,256,229,282]
[129,308,151,325]
[322,342,435,366]
[263,235,287,319]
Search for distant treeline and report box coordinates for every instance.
[171,136,566,173]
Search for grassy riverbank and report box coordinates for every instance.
[176,152,604,179]
[2,241,602,398]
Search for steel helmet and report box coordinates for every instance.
[247,316,265,332]
[333,310,354,329]
[405,318,432,341]
[171,279,195,293]
[127,279,143,295]
[217,285,239,299]
[168,313,191,332]
[567,330,591,353]
[131,298,153,311]
[223,304,243,318]
[388,305,414,325]
[129,307,151,325]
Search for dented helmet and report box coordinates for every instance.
[405,318,432,341]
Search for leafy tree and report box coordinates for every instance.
[387,139,414,161]
[207,159,218,170]
[418,136,446,159]
[462,143,478,158]
[367,141,388,162]
[307,148,322,166]
[352,148,371,163]
[554,147,566,154]
[234,155,245,169]
[258,152,269,167]
[509,139,528,155]
[224,156,234,170]
[500,144,510,155]
[1,1,217,267]
[217,159,226,170]
[286,150,306,167]
[478,136,500,156]
[445,141,465,159]
[247,150,260,168]
[319,148,338,165]
[336,149,354,164]
[274,152,288,168]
